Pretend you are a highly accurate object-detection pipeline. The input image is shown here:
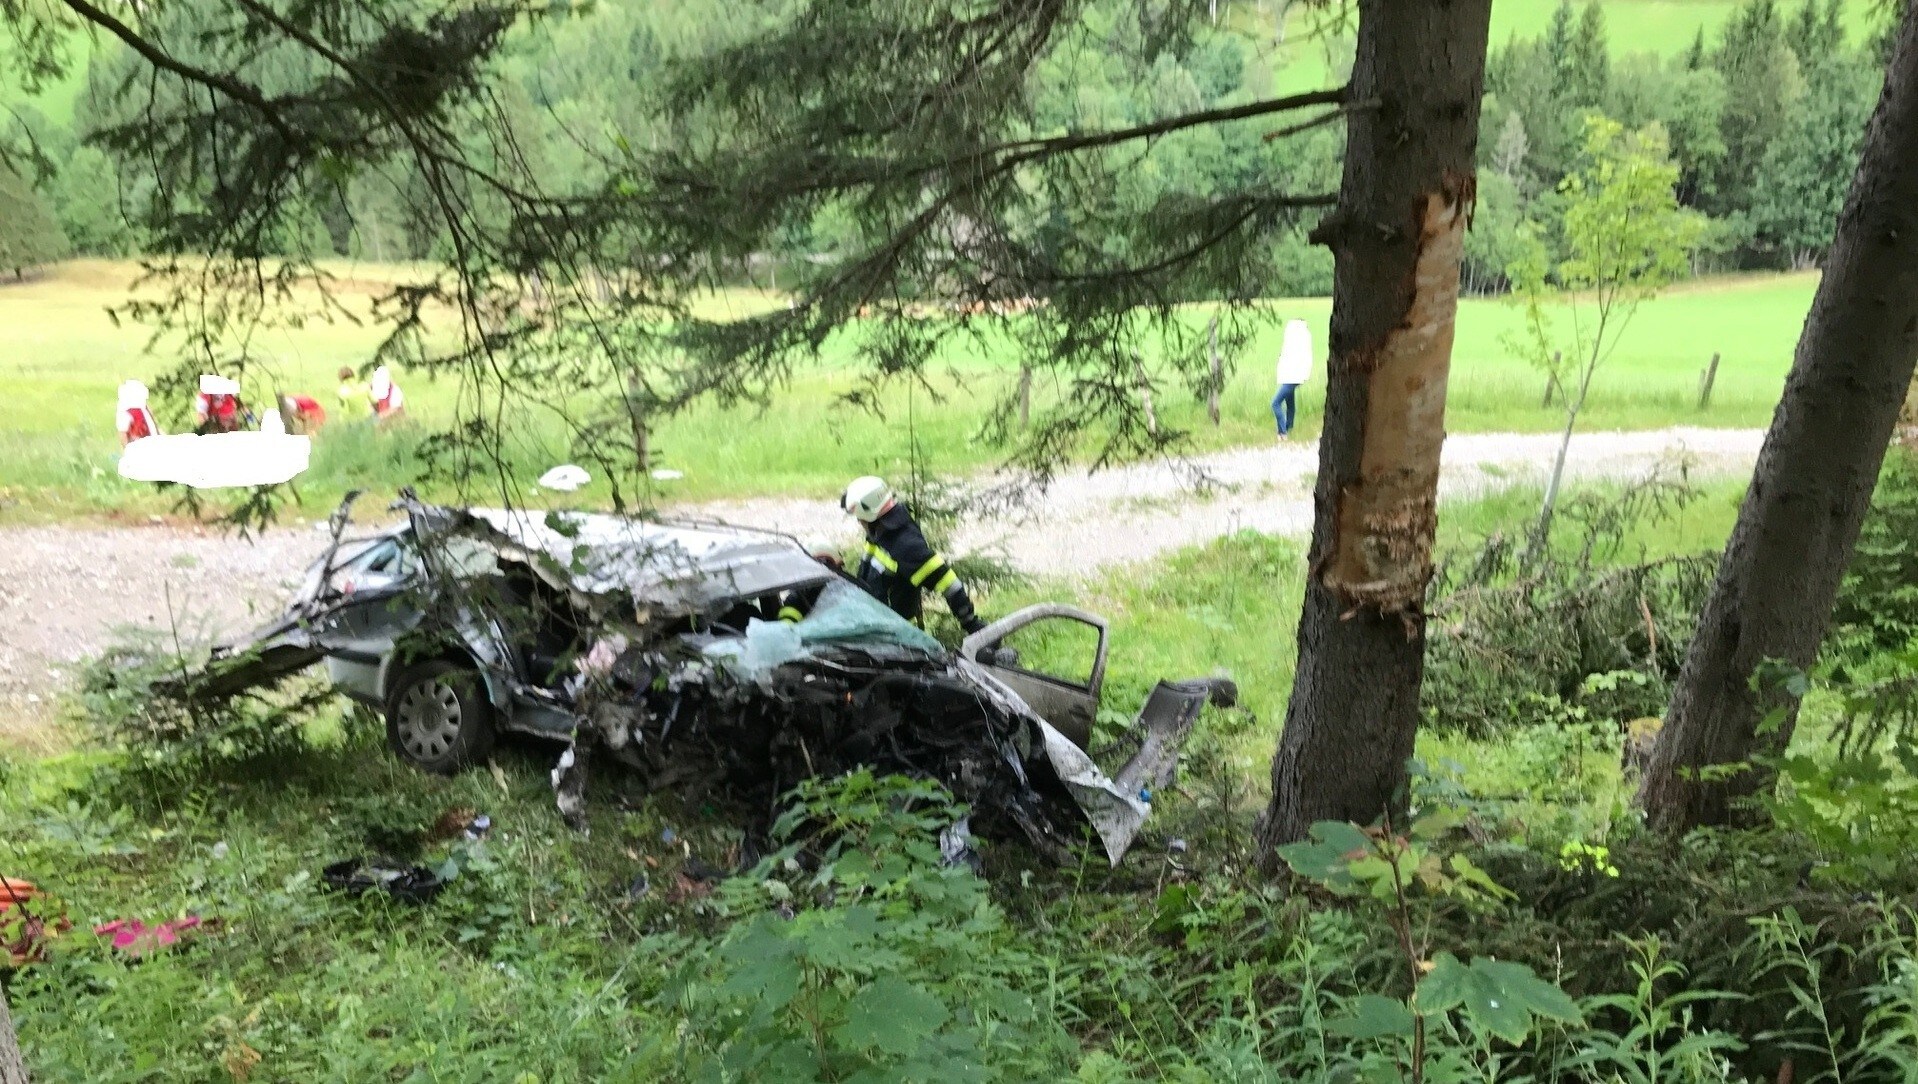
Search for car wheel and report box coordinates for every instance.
[385,659,495,774]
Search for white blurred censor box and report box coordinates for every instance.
[118,430,312,489]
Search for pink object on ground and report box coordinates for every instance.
[93,915,205,956]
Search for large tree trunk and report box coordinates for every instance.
[1256,0,1491,853]
[1,986,28,1084]
[1640,4,1918,832]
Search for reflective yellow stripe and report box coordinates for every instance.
[909,554,948,587]
[932,570,959,594]
[865,543,898,573]
[778,607,803,623]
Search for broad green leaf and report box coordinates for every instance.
[1327,994,1416,1040]
[1418,954,1580,1044]
[1410,807,1465,841]
[719,951,801,1011]
[799,915,874,972]
[837,976,951,1056]
[1449,854,1516,901]
[1277,821,1374,893]
[1474,958,1582,1025]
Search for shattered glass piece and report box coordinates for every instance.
[744,619,806,671]
[793,581,943,654]
[702,619,809,685]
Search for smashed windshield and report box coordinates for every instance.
[796,580,944,654]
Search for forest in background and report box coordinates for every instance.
[0,0,1899,296]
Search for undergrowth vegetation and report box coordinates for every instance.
[1423,461,1718,739]
[7,454,1918,1081]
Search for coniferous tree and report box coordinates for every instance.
[1754,16,1873,266]
[0,163,67,276]
[1710,0,1807,223]
[1565,1,1611,108]
[52,145,136,256]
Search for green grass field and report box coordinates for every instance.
[0,259,1804,519]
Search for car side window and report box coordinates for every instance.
[361,540,405,575]
[328,538,402,594]
[992,618,1100,689]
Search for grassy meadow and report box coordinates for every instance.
[1263,0,1888,92]
[1,259,1803,521]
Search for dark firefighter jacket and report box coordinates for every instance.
[854,502,983,631]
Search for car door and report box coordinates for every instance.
[961,605,1109,749]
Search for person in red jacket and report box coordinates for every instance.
[193,375,249,434]
[116,380,159,445]
[278,393,328,434]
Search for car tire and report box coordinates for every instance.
[384,659,495,774]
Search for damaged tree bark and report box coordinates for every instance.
[1640,4,1918,831]
[1257,0,1492,855]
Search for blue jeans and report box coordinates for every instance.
[1272,384,1299,435]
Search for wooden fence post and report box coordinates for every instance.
[1135,353,1158,437]
[627,376,651,472]
[1697,352,1721,411]
[1206,315,1223,427]
[1017,365,1033,429]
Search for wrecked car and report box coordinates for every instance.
[200,493,1233,863]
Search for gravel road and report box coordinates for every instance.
[0,426,1763,738]
[696,426,1765,574]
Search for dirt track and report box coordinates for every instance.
[0,426,1763,742]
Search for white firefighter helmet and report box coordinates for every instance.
[841,476,894,522]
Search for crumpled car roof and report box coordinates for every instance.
[451,507,833,615]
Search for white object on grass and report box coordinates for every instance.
[537,464,591,492]
[117,431,311,488]
[650,468,684,481]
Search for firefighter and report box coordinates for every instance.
[840,476,987,634]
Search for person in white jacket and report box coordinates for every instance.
[1272,319,1313,439]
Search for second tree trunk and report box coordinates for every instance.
[1640,2,1918,830]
